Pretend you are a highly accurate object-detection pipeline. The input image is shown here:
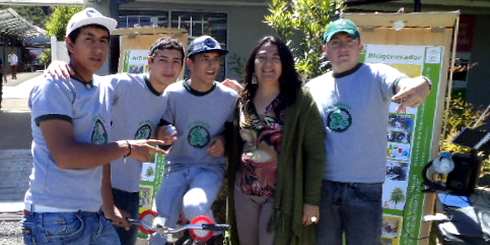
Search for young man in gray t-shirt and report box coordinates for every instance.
[45,38,185,245]
[104,38,184,245]
[23,8,163,245]
[305,19,432,245]
[152,35,238,244]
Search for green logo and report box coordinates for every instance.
[135,124,152,139]
[326,107,352,132]
[187,125,210,148]
[91,119,108,144]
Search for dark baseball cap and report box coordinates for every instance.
[323,18,360,43]
[186,35,228,58]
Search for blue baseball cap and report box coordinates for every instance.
[186,35,228,58]
[323,18,360,43]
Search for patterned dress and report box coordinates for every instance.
[238,96,285,197]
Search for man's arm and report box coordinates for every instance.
[101,165,130,229]
[392,76,431,112]
[40,119,164,169]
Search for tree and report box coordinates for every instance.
[45,6,82,41]
[264,0,344,79]
[440,92,489,170]
[390,187,405,208]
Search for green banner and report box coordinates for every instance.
[137,153,167,239]
[363,44,444,245]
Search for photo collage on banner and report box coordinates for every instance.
[122,49,150,74]
[364,44,444,245]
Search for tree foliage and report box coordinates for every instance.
[440,92,490,170]
[264,0,344,79]
[390,187,405,206]
[45,6,82,41]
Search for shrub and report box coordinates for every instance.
[439,92,490,171]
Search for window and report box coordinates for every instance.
[119,10,228,80]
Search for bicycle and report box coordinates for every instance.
[129,210,230,244]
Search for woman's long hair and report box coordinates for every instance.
[241,36,302,118]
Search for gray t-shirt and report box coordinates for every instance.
[25,75,112,212]
[108,73,166,193]
[306,63,406,183]
[161,80,238,169]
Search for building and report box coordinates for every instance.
[87,0,489,106]
[0,8,47,74]
[2,0,488,106]
[86,0,272,81]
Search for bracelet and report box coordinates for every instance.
[124,140,132,158]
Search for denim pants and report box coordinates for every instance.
[317,180,383,245]
[112,188,139,245]
[150,165,224,244]
[23,210,120,245]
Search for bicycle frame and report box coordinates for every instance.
[129,213,230,244]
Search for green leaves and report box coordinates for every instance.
[264,0,344,79]
[45,6,82,41]
[440,92,490,170]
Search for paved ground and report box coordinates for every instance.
[0,72,151,244]
[0,72,40,244]
[0,72,41,214]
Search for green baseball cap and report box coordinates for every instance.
[323,18,360,43]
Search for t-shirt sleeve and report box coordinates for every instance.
[102,74,129,106]
[30,80,74,126]
[160,90,175,125]
[377,64,408,102]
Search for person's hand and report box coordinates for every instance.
[44,60,73,80]
[222,79,243,93]
[124,139,166,162]
[104,205,131,230]
[392,77,431,113]
[302,204,319,226]
[208,136,225,157]
[156,125,178,146]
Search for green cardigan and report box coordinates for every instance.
[225,88,326,245]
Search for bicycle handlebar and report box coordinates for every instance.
[128,218,230,235]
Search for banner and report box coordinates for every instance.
[138,153,167,239]
[363,44,444,245]
[121,49,150,74]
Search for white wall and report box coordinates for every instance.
[50,36,69,63]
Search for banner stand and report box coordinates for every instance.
[345,11,459,245]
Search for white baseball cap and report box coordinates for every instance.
[65,7,117,37]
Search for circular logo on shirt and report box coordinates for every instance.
[326,107,352,132]
[187,125,210,148]
[92,119,108,144]
[135,124,152,139]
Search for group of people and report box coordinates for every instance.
[22,7,431,245]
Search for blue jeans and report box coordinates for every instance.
[317,181,383,245]
[23,210,120,245]
[150,165,224,244]
[112,188,139,245]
